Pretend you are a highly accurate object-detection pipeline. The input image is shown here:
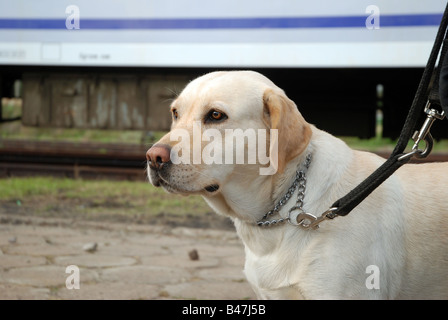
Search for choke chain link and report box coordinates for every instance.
[257,154,311,227]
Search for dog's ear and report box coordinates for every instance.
[263,88,312,174]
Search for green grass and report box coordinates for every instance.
[0,177,74,199]
[0,177,211,219]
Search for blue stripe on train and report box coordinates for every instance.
[0,14,442,30]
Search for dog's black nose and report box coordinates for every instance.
[146,144,171,170]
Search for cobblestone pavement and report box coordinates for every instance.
[0,214,255,300]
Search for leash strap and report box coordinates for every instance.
[429,39,448,107]
[437,38,448,114]
[329,3,448,218]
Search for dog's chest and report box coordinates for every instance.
[243,252,307,299]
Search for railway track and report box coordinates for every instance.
[0,139,149,181]
[1,139,448,181]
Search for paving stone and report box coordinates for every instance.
[171,227,239,242]
[222,254,246,267]
[0,265,98,287]
[5,244,82,256]
[197,267,246,282]
[101,265,187,285]
[127,233,197,247]
[0,255,47,269]
[168,242,245,259]
[0,284,50,300]
[99,242,170,257]
[55,282,160,300]
[52,233,122,247]
[163,280,255,300]
[0,233,48,246]
[141,254,219,269]
[54,255,137,268]
[0,215,252,300]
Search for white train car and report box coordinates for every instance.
[0,0,446,137]
[0,0,445,67]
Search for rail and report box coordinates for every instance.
[0,139,149,180]
[0,139,447,181]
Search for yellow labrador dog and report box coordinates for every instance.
[146,71,448,299]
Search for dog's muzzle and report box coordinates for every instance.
[146,144,172,186]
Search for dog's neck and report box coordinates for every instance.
[203,126,354,255]
[233,146,315,254]
[203,142,311,224]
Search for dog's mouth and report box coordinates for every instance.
[204,184,220,193]
[149,166,220,195]
[159,181,220,195]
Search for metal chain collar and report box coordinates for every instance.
[257,153,312,228]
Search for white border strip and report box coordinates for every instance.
[0,41,433,67]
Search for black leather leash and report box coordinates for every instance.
[305,3,448,228]
[328,2,448,219]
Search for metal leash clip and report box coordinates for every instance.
[398,102,445,161]
[288,207,338,230]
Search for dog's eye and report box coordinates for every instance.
[211,111,223,120]
[172,109,178,120]
[205,110,227,123]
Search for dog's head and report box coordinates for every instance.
[146,71,312,205]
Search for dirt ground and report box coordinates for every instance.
[0,195,235,231]
[0,202,255,300]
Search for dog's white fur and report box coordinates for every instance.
[148,71,448,299]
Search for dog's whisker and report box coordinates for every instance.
[186,164,262,179]
[180,165,217,181]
